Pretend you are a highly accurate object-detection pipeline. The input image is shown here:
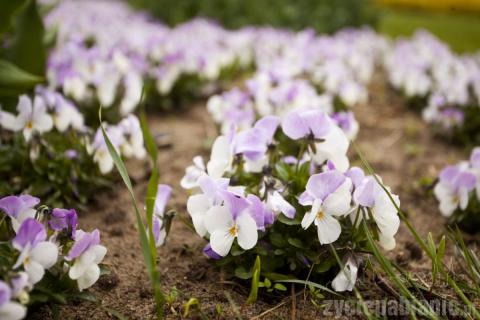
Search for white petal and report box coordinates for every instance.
[25,260,45,285]
[209,229,235,257]
[322,181,352,217]
[33,113,53,133]
[316,215,341,244]
[458,187,470,210]
[77,264,100,291]
[191,214,207,237]
[332,258,358,292]
[0,302,27,320]
[0,111,23,131]
[301,210,317,230]
[378,233,396,251]
[207,136,231,178]
[90,245,107,264]
[187,194,211,215]
[372,195,400,237]
[236,213,258,250]
[204,206,234,234]
[30,241,58,269]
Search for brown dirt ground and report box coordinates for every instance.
[30,74,477,320]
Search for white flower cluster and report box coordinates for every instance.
[45,1,254,105]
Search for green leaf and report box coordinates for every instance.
[273,283,287,291]
[277,279,340,296]
[99,108,163,319]
[0,59,44,96]
[234,266,252,280]
[0,0,28,34]
[275,162,291,181]
[247,255,261,304]
[287,237,303,249]
[183,298,199,317]
[277,213,300,225]
[7,0,46,75]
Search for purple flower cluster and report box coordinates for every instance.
[385,30,480,130]
[434,147,480,217]
[0,194,107,319]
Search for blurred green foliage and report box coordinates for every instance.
[129,0,378,33]
[0,0,45,98]
[379,7,480,53]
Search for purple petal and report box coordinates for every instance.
[345,167,365,189]
[67,229,101,260]
[439,165,460,182]
[254,115,279,142]
[0,281,11,306]
[234,129,267,160]
[454,172,476,192]
[470,148,480,169]
[13,218,46,250]
[282,110,309,140]
[155,184,172,216]
[49,208,78,238]
[306,171,346,201]
[0,195,39,218]
[219,190,249,219]
[246,194,274,230]
[11,273,29,297]
[302,109,331,139]
[203,243,222,260]
[270,191,296,219]
[198,176,229,203]
[353,178,376,207]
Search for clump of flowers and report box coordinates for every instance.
[0,195,107,320]
[0,89,146,207]
[434,147,480,231]
[385,30,480,145]
[207,74,360,141]
[182,111,400,292]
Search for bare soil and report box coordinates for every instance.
[30,74,476,320]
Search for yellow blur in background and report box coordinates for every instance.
[378,0,480,11]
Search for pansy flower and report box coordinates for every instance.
[66,229,107,291]
[0,195,40,233]
[12,219,59,285]
[433,164,476,217]
[204,190,258,257]
[0,95,53,142]
[353,176,401,250]
[299,170,352,244]
[0,281,26,320]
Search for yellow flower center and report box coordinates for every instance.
[26,122,33,129]
[316,211,325,220]
[229,225,238,236]
[453,196,459,204]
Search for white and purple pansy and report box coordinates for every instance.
[0,195,40,233]
[0,281,26,320]
[353,176,401,251]
[233,115,279,173]
[152,184,173,247]
[187,175,230,237]
[299,170,353,244]
[66,229,107,291]
[204,190,258,257]
[434,163,477,217]
[12,219,59,285]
